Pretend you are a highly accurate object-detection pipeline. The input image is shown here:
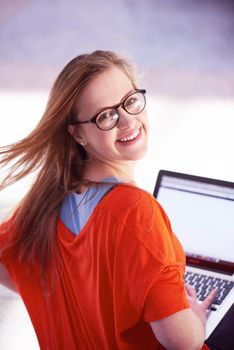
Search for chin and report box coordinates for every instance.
[127,147,148,161]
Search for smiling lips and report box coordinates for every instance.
[118,128,141,143]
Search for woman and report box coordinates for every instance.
[0,50,225,349]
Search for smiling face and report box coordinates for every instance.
[68,66,149,180]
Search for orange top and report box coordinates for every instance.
[0,185,210,349]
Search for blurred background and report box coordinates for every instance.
[0,0,234,348]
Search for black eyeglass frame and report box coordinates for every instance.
[70,89,146,131]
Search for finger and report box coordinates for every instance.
[185,284,197,298]
[201,289,217,310]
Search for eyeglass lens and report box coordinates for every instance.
[96,91,145,130]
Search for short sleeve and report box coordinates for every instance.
[111,187,189,333]
[143,265,189,322]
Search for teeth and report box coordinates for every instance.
[119,129,140,142]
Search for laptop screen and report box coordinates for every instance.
[154,171,234,272]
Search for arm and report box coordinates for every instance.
[0,263,17,292]
[150,287,216,350]
[150,308,205,350]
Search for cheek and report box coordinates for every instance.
[92,128,116,143]
[85,137,115,160]
[86,130,116,152]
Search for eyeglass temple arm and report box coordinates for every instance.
[70,120,93,125]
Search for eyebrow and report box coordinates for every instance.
[92,88,136,116]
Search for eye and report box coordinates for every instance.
[97,110,112,123]
[96,109,118,124]
[125,95,138,107]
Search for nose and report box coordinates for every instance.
[117,108,136,130]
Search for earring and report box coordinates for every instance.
[79,141,85,146]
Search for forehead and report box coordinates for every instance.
[76,66,134,117]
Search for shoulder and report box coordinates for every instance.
[100,183,152,206]
[99,184,170,227]
[98,184,181,265]
[102,183,165,211]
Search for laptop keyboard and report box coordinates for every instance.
[185,271,234,307]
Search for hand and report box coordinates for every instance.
[185,283,217,326]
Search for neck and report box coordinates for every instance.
[82,159,136,183]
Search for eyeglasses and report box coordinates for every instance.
[70,89,146,131]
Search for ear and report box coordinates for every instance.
[67,125,87,146]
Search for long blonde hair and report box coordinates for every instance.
[0,50,136,278]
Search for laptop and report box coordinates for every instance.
[153,170,234,338]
